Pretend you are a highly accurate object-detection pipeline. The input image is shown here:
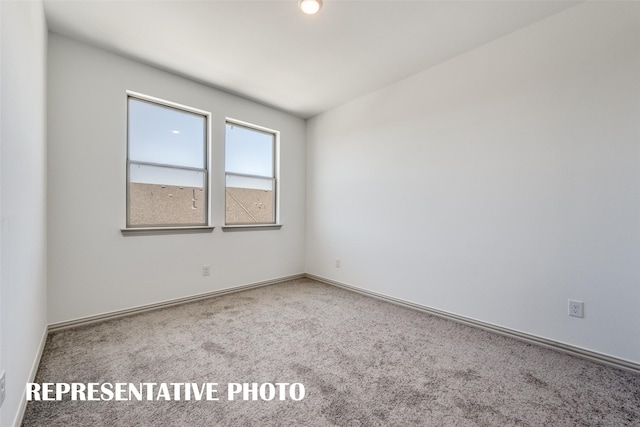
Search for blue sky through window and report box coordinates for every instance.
[128,98,206,187]
[128,98,276,191]
[225,122,274,191]
[225,123,273,177]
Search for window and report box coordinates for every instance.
[127,93,209,228]
[225,120,278,226]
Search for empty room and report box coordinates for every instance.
[2,0,639,425]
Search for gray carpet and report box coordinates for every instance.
[23,278,640,426]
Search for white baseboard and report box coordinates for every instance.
[305,273,640,374]
[20,275,304,425]
[14,272,640,426]
[48,274,305,332]
[13,325,48,427]
[36,269,640,409]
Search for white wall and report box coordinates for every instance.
[47,34,306,324]
[0,1,48,426]
[306,2,640,364]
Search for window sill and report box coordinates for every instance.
[222,224,282,232]
[121,226,215,236]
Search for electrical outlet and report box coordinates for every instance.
[335,258,341,268]
[1,371,6,408]
[568,300,584,318]
[202,265,211,276]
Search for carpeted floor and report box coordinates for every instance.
[23,278,640,426]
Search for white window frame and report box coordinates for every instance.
[122,91,213,235]
[222,118,281,231]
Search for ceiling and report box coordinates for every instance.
[43,0,578,119]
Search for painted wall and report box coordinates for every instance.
[47,34,306,324]
[0,1,48,425]
[306,2,640,364]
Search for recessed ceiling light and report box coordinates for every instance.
[171,130,180,134]
[299,0,322,15]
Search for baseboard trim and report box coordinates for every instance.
[13,325,48,427]
[305,273,640,374]
[41,272,640,373]
[48,273,305,332]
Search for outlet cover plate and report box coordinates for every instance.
[568,300,584,318]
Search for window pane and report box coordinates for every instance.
[129,98,206,169]
[225,123,273,177]
[129,164,206,227]
[225,175,274,225]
